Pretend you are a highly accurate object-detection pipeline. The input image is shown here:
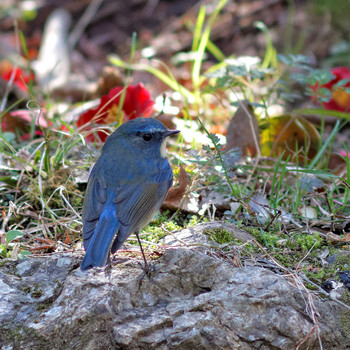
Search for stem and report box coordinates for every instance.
[197,116,240,199]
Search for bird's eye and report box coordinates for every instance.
[142,133,152,141]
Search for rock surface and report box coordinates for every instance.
[0,224,349,350]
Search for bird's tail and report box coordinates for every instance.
[80,201,119,271]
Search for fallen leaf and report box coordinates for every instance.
[157,114,177,130]
[64,230,70,245]
[261,115,320,163]
[163,166,199,213]
[1,109,49,141]
[0,230,6,245]
[165,166,188,202]
[298,206,317,219]
[326,232,350,242]
[226,100,260,156]
[328,152,347,176]
[96,66,123,97]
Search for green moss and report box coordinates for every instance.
[333,252,350,267]
[0,259,8,267]
[304,283,318,290]
[31,290,43,298]
[164,220,181,232]
[0,244,9,258]
[1,325,48,347]
[36,296,56,311]
[31,284,43,299]
[339,310,350,334]
[305,268,325,281]
[273,252,300,267]
[284,232,322,251]
[243,225,324,253]
[204,228,235,244]
[187,215,200,227]
[300,248,350,287]
[244,226,282,247]
[22,286,31,294]
[37,302,49,311]
[4,327,25,344]
[140,213,183,244]
[295,232,322,250]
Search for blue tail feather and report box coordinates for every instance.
[81,203,119,270]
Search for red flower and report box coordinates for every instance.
[0,61,33,91]
[77,83,154,142]
[311,67,350,112]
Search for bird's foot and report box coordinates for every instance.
[137,260,155,279]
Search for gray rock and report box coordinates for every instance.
[0,229,349,349]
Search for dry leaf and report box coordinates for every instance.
[163,166,199,213]
[0,231,6,245]
[64,230,70,245]
[165,166,188,203]
[96,66,124,97]
[328,152,347,176]
[298,206,317,219]
[261,115,319,163]
[157,114,176,130]
[1,110,50,141]
[326,232,350,242]
[226,100,260,156]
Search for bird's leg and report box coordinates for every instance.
[135,231,150,276]
[104,253,113,279]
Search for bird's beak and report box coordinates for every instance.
[164,129,180,138]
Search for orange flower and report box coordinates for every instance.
[77,83,154,142]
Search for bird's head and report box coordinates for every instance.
[105,117,180,158]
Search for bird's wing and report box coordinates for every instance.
[111,169,173,253]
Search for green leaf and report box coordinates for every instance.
[226,64,248,76]
[2,132,16,143]
[18,250,31,259]
[277,54,312,68]
[290,73,309,84]
[0,176,18,187]
[19,31,29,57]
[6,230,25,243]
[307,69,335,85]
[0,244,7,258]
[34,149,41,164]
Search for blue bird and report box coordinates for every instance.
[80,117,180,271]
